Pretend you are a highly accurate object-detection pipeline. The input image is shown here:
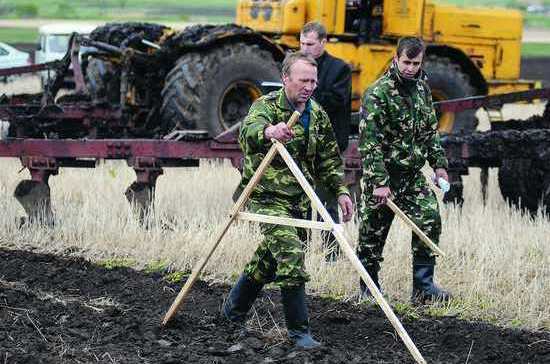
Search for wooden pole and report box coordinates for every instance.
[161,111,301,327]
[273,142,427,364]
[236,212,332,230]
[386,198,446,257]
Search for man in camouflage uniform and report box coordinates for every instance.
[223,51,353,349]
[358,37,451,303]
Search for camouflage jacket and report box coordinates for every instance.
[239,88,349,201]
[359,62,448,188]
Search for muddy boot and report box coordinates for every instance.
[412,263,451,303]
[223,274,264,324]
[359,265,381,301]
[281,284,321,350]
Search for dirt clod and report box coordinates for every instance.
[1,248,549,363]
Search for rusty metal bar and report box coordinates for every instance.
[435,88,550,113]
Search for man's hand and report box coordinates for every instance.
[373,186,391,206]
[338,194,354,222]
[434,168,449,187]
[264,122,294,143]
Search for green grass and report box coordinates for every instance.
[521,43,550,57]
[99,257,136,270]
[436,0,531,9]
[0,27,38,43]
[144,259,169,274]
[525,14,550,28]
[163,271,189,283]
[1,1,237,20]
[436,1,550,29]
[392,302,422,321]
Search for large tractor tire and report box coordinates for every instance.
[424,55,477,135]
[85,22,171,104]
[160,43,280,136]
[498,159,550,215]
[89,22,170,48]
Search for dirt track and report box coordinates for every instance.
[1,248,549,363]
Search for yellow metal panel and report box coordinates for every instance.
[432,36,497,79]
[383,0,425,37]
[278,35,300,48]
[422,2,434,41]
[433,5,522,40]
[306,0,337,33]
[334,0,347,35]
[487,80,540,95]
[326,42,395,111]
[235,0,284,33]
[282,0,306,34]
[494,40,521,80]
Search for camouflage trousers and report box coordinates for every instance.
[313,184,340,253]
[357,173,442,271]
[243,196,310,288]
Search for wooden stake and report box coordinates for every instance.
[160,111,301,327]
[386,198,446,257]
[273,141,427,364]
[236,212,332,230]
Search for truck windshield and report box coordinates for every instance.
[47,35,71,53]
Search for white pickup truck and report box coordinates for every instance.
[35,23,99,88]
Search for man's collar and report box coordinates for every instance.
[388,60,427,87]
[316,50,327,64]
[278,89,311,113]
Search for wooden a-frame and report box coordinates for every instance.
[161,111,429,364]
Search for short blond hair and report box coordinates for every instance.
[281,51,317,78]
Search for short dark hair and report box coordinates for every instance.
[281,51,317,77]
[396,37,425,59]
[301,21,327,40]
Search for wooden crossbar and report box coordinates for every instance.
[235,212,332,230]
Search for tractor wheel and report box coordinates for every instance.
[424,55,477,135]
[498,159,550,215]
[89,22,170,48]
[160,43,280,136]
[85,22,171,104]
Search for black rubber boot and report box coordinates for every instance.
[281,284,321,349]
[222,274,264,323]
[412,263,451,303]
[359,265,381,301]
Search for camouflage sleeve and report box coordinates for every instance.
[238,99,272,153]
[358,90,390,187]
[316,110,350,197]
[425,92,449,170]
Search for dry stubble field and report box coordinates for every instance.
[0,76,549,363]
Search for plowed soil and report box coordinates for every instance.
[1,248,549,364]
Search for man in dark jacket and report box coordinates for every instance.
[300,21,352,260]
[300,22,352,152]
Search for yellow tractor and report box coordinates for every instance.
[235,0,535,134]
[83,0,535,138]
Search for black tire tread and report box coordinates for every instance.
[160,43,280,135]
[424,55,477,134]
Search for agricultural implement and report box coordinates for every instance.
[0,33,549,225]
